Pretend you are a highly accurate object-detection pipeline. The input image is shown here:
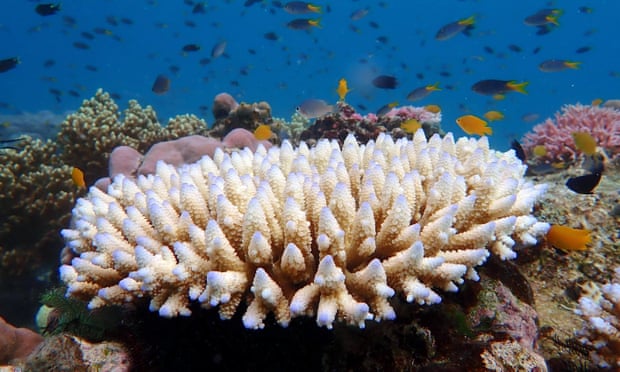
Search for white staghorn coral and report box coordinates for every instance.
[575,267,620,368]
[59,130,549,329]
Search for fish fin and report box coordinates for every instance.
[459,15,476,26]
[508,81,529,94]
[566,61,581,69]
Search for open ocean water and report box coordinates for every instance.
[1,0,618,150]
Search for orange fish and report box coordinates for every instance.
[336,78,351,101]
[546,224,591,251]
[72,167,86,188]
[455,115,492,136]
[253,124,273,140]
[572,132,597,156]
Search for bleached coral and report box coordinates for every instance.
[575,267,620,368]
[59,130,548,329]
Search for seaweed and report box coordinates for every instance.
[40,287,122,342]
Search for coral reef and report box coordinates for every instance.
[521,103,620,163]
[57,89,208,181]
[299,103,443,147]
[575,266,620,368]
[208,94,272,138]
[60,130,548,329]
[480,339,547,372]
[0,317,44,364]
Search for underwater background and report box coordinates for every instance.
[1,0,618,150]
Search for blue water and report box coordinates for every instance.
[1,0,618,150]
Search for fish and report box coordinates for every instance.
[508,44,523,53]
[483,110,504,121]
[72,167,86,188]
[72,42,90,50]
[435,15,475,41]
[538,59,580,72]
[546,225,591,252]
[591,98,603,106]
[182,44,201,52]
[284,2,321,14]
[350,8,369,21]
[152,74,171,94]
[211,40,227,59]
[192,2,207,14]
[424,104,441,113]
[0,57,20,73]
[575,46,592,54]
[400,119,422,134]
[377,101,399,116]
[521,113,540,123]
[35,3,61,16]
[566,172,602,194]
[264,32,280,41]
[286,18,321,30]
[406,82,441,101]
[532,145,547,157]
[510,140,526,162]
[524,9,562,26]
[296,99,334,118]
[571,132,597,155]
[253,124,273,140]
[455,115,492,136]
[471,79,529,96]
[336,78,350,101]
[372,75,398,89]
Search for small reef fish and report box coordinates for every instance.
[483,110,504,121]
[152,74,171,94]
[406,82,441,101]
[591,98,603,106]
[566,172,602,194]
[211,40,227,59]
[182,44,201,52]
[0,57,20,73]
[471,79,528,96]
[350,8,369,21]
[376,101,399,116]
[524,9,562,26]
[296,99,334,118]
[455,115,492,136]
[510,140,526,162]
[424,104,441,113]
[284,2,321,14]
[572,132,597,155]
[435,15,475,41]
[372,75,398,89]
[400,119,422,134]
[35,3,61,16]
[72,167,86,188]
[264,32,280,41]
[546,225,591,252]
[532,145,547,157]
[538,59,580,72]
[286,18,321,30]
[336,78,350,101]
[253,125,273,141]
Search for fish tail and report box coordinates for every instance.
[545,15,559,26]
[428,82,441,91]
[565,61,581,69]
[508,81,529,94]
[484,126,493,136]
[308,4,322,13]
[459,15,476,26]
[309,18,322,28]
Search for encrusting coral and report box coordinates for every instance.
[59,130,549,329]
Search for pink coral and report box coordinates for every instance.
[384,105,440,124]
[522,104,620,163]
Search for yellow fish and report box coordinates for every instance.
[72,167,86,188]
[400,118,422,134]
[591,98,603,107]
[336,78,351,101]
[455,115,492,136]
[424,104,441,113]
[483,110,504,121]
[546,224,591,252]
[532,145,547,157]
[253,124,273,140]
[572,132,597,155]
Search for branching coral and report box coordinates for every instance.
[575,267,620,368]
[521,104,620,163]
[60,130,549,329]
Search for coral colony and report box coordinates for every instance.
[59,129,548,329]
